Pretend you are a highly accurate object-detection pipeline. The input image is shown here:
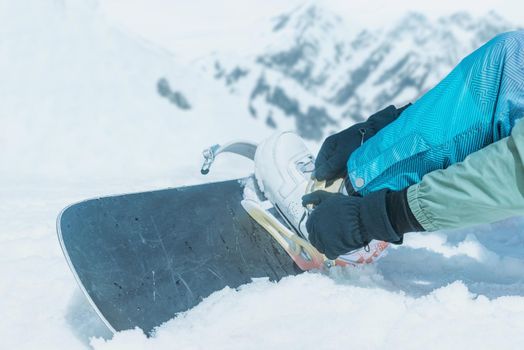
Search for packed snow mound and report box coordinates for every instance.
[92,273,524,350]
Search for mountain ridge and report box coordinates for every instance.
[203,4,517,140]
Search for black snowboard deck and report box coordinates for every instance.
[58,179,301,334]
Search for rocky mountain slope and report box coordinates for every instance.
[203,4,515,140]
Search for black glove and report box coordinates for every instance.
[302,188,423,260]
[314,104,411,182]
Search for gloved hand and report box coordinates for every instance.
[314,104,410,182]
[302,188,423,259]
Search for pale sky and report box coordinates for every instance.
[99,0,523,60]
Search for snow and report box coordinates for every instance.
[3,0,524,349]
[0,0,267,185]
[90,276,524,350]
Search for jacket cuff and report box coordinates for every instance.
[406,185,438,231]
[386,188,424,235]
[360,189,403,244]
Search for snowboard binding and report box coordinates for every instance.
[201,134,389,271]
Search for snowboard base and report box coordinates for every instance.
[58,178,301,334]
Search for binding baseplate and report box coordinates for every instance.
[241,177,351,270]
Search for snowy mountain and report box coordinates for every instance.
[205,4,515,140]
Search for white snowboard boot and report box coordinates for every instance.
[254,131,314,239]
[254,131,389,265]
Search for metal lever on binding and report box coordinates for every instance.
[200,144,220,175]
[200,141,258,175]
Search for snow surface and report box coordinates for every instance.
[3,0,524,349]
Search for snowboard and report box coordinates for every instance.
[58,178,302,335]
